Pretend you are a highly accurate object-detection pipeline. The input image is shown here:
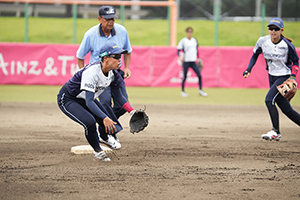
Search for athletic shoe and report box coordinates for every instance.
[93,150,111,162]
[112,134,120,143]
[198,90,208,97]
[181,91,189,97]
[99,135,121,150]
[261,130,281,141]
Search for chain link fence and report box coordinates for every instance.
[0,0,299,20]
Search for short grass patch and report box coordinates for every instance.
[1,85,299,107]
[1,17,300,47]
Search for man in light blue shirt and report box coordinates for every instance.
[76,6,132,67]
[76,5,132,145]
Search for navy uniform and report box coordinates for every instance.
[58,43,135,161]
[243,18,300,140]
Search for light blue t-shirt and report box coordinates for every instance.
[76,23,132,63]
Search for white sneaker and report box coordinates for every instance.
[112,134,120,143]
[261,130,281,141]
[93,150,111,162]
[198,90,208,97]
[181,91,189,97]
[99,135,121,150]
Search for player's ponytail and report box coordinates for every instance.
[282,34,293,43]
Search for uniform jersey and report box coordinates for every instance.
[253,35,299,76]
[177,37,198,62]
[76,23,132,63]
[65,61,124,100]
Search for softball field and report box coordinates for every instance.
[0,101,299,200]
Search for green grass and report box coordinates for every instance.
[0,85,299,106]
[1,17,300,106]
[1,17,300,47]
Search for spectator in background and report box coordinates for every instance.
[177,27,207,97]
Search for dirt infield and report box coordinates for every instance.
[0,102,299,200]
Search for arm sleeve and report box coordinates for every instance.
[287,43,299,77]
[110,70,128,107]
[196,38,199,58]
[85,90,107,119]
[177,49,182,56]
[246,51,260,72]
[246,36,265,72]
[111,87,128,108]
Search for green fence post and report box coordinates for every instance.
[120,5,125,26]
[261,3,266,36]
[214,0,220,46]
[73,4,77,44]
[24,3,29,42]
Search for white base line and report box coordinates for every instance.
[71,145,112,154]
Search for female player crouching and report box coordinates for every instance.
[57,43,135,161]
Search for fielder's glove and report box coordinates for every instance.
[196,58,203,71]
[277,78,298,102]
[129,108,149,134]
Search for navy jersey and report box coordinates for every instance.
[252,35,299,76]
[65,61,124,100]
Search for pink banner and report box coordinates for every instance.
[0,42,299,88]
[124,46,152,87]
[198,47,220,87]
[219,47,269,88]
[0,42,80,85]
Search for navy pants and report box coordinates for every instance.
[182,61,202,91]
[57,86,123,152]
[99,69,129,119]
[265,74,300,133]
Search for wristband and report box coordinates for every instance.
[291,65,299,77]
[122,102,134,113]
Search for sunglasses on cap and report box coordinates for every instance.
[109,54,122,60]
[268,27,280,31]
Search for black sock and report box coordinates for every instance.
[100,132,108,141]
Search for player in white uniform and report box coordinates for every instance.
[177,27,207,97]
[243,18,300,140]
[57,43,136,161]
